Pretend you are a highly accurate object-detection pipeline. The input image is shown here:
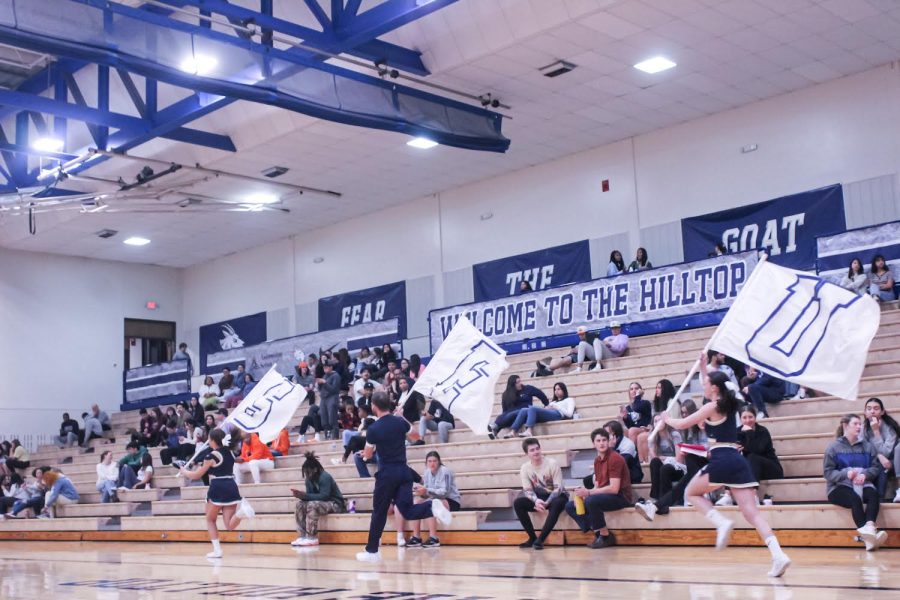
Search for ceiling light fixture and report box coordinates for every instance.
[539,60,576,78]
[32,137,65,153]
[123,236,151,246]
[179,54,218,75]
[634,56,676,74]
[244,193,279,205]
[407,137,438,149]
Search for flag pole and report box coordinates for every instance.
[665,251,769,418]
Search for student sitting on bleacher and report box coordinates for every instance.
[621,382,652,462]
[188,397,205,426]
[406,451,461,548]
[417,399,456,444]
[706,351,738,387]
[91,404,111,431]
[2,467,48,519]
[868,254,896,302]
[268,427,291,458]
[0,473,26,516]
[861,397,900,502]
[637,379,677,460]
[490,376,549,439]
[565,427,633,549]
[199,376,220,410]
[57,413,80,448]
[116,442,146,490]
[6,439,30,472]
[339,401,361,447]
[335,405,375,465]
[825,414,888,551]
[508,381,575,438]
[297,394,323,443]
[233,431,274,485]
[513,437,568,550]
[81,411,105,449]
[161,419,202,466]
[0,440,11,477]
[536,322,629,376]
[39,470,79,518]
[840,258,869,296]
[119,452,154,490]
[737,405,783,486]
[742,369,785,419]
[290,452,345,547]
[604,421,642,484]
[96,451,119,503]
[645,413,684,502]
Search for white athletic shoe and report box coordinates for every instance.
[635,501,656,522]
[857,524,878,551]
[206,549,223,559]
[236,499,255,520]
[874,530,888,550]
[715,493,734,507]
[571,367,582,373]
[715,519,735,551]
[290,537,306,546]
[590,364,603,372]
[893,488,900,503]
[314,433,322,442]
[396,533,406,547]
[299,537,319,546]
[431,499,452,526]
[356,550,381,562]
[768,555,792,578]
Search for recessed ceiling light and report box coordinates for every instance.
[407,137,438,149]
[179,54,218,75]
[123,236,150,246]
[634,56,676,74]
[245,193,279,205]
[32,137,65,152]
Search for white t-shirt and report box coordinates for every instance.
[136,466,153,488]
[96,462,118,484]
[199,384,219,398]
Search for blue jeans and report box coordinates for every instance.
[510,407,563,431]
[118,464,137,489]
[354,453,377,478]
[494,410,520,431]
[96,479,117,503]
[565,494,631,532]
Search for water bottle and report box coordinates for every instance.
[348,500,356,514]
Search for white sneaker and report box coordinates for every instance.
[893,488,900,503]
[431,499,452,526]
[206,549,223,558]
[715,493,734,507]
[590,364,603,372]
[331,458,343,466]
[396,533,406,547]
[314,433,322,442]
[875,530,888,550]
[857,525,877,551]
[299,537,319,546]
[290,537,306,546]
[572,367,582,373]
[715,519,735,550]
[356,550,381,562]
[756,413,766,421]
[236,499,255,520]
[768,554,791,577]
[635,501,656,522]
[297,434,306,444]
[517,428,532,438]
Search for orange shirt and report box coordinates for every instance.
[241,433,274,462]
[269,429,290,456]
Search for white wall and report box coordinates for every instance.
[0,248,182,437]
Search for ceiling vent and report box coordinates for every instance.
[95,229,118,239]
[539,60,576,78]
[262,166,289,178]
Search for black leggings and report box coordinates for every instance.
[5,459,29,471]
[828,485,879,528]
[649,458,684,501]
[746,454,783,482]
[513,495,568,542]
[0,496,16,514]
[343,435,367,461]
[298,415,322,435]
[657,454,707,512]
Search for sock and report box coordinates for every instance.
[211,539,221,553]
[705,508,730,528]
[765,535,786,559]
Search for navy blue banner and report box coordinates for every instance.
[473,240,592,302]
[121,359,191,411]
[318,281,407,338]
[199,312,267,373]
[681,184,846,270]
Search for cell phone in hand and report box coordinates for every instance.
[291,488,306,499]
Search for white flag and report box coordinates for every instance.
[224,364,304,443]
[410,316,509,435]
[707,259,880,400]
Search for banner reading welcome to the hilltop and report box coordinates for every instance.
[429,252,759,353]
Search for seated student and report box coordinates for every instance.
[3,468,48,519]
[57,413,80,448]
[604,421,642,484]
[297,393,323,443]
[290,452,346,547]
[5,440,30,473]
[645,413,684,502]
[233,431,275,485]
[294,362,315,390]
[742,369,785,419]
[490,376,548,439]
[339,401,361,447]
[825,414,888,551]
[536,322,629,376]
[417,399,455,445]
[187,397,205,425]
[116,442,147,490]
[161,419,202,466]
[337,405,376,464]
[706,351,738,387]
[199,376,221,410]
[39,470,79,518]
[269,427,291,458]
[91,404,111,432]
[509,381,576,438]
[353,368,383,401]
[357,382,375,413]
[737,405,784,484]
[0,473,26,516]
[627,247,653,272]
[120,453,154,490]
[81,412,105,449]
[637,379,677,458]
[607,250,625,277]
[861,397,900,502]
[513,437,568,550]
[565,428,633,549]
[868,254,896,302]
[96,451,119,503]
[841,258,869,296]
[406,451,461,548]
[217,367,237,400]
[621,382,652,461]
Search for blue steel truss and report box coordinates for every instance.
[0,0,506,197]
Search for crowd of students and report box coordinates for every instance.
[840,255,897,301]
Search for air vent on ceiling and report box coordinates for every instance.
[539,60,576,78]
[262,166,289,178]
[96,229,118,239]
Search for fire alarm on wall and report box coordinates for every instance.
[601,179,610,192]
[146,301,159,310]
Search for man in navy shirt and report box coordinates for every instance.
[356,392,452,562]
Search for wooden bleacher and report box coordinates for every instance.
[4,304,900,548]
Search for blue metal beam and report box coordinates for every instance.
[335,0,459,49]
[306,0,332,29]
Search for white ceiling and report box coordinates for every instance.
[2,0,900,267]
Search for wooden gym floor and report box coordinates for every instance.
[1,541,898,599]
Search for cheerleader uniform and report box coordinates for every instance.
[206,448,242,506]
[701,409,757,488]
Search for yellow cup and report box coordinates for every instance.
[574,494,586,516]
